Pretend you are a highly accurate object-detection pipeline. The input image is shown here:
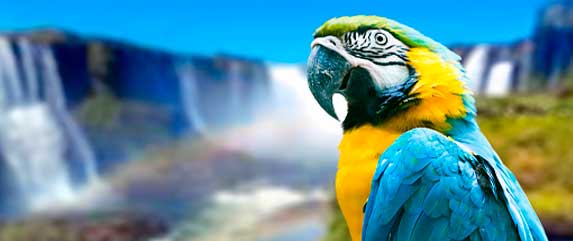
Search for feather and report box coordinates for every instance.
[362,128,530,241]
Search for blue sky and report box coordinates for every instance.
[0,0,550,63]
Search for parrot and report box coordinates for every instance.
[306,16,548,241]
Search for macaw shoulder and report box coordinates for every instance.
[363,127,521,241]
[371,128,481,186]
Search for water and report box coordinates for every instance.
[0,104,75,210]
[257,220,325,241]
[0,38,23,106]
[152,64,337,241]
[176,62,206,133]
[0,37,100,212]
[17,40,39,103]
[485,61,515,96]
[464,45,490,93]
[40,46,100,187]
[220,64,341,163]
[158,186,328,241]
[229,61,243,122]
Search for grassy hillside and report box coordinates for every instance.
[323,95,573,241]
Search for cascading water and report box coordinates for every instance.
[235,64,341,162]
[464,45,490,94]
[484,61,515,96]
[176,62,206,133]
[0,37,100,212]
[228,61,243,123]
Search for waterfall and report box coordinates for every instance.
[17,40,40,103]
[0,39,24,106]
[40,46,100,186]
[485,61,515,96]
[464,45,490,93]
[229,64,340,162]
[0,37,100,212]
[176,62,206,133]
[228,61,243,122]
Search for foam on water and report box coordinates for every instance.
[157,186,328,241]
[0,104,76,209]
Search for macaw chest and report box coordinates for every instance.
[335,125,400,241]
[335,159,379,241]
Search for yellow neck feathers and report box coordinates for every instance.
[336,48,470,241]
[385,47,469,132]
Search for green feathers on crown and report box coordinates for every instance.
[313,15,460,63]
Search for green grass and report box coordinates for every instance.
[478,95,573,224]
[322,199,351,241]
[323,95,573,240]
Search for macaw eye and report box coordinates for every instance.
[374,33,388,45]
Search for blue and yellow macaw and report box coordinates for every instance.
[306,16,548,241]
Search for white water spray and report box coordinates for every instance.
[176,63,206,133]
[485,61,515,96]
[0,37,100,211]
[229,61,244,122]
[216,64,341,163]
[464,45,490,93]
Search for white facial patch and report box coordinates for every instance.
[332,93,348,122]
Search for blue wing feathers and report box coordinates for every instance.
[428,217,449,241]
[395,206,422,241]
[423,180,450,217]
[361,128,542,241]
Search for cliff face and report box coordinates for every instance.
[27,32,270,134]
[451,0,573,95]
[46,32,270,164]
[532,0,573,89]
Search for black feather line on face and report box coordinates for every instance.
[379,52,409,62]
[346,49,408,66]
[347,49,377,59]
[372,61,408,67]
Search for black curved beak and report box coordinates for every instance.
[307,45,353,120]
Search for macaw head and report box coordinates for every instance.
[307,16,475,132]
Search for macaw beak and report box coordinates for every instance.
[307,45,353,120]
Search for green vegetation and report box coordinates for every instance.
[322,199,351,241]
[323,95,573,240]
[75,88,121,128]
[478,95,573,224]
[0,213,167,241]
[0,221,76,241]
